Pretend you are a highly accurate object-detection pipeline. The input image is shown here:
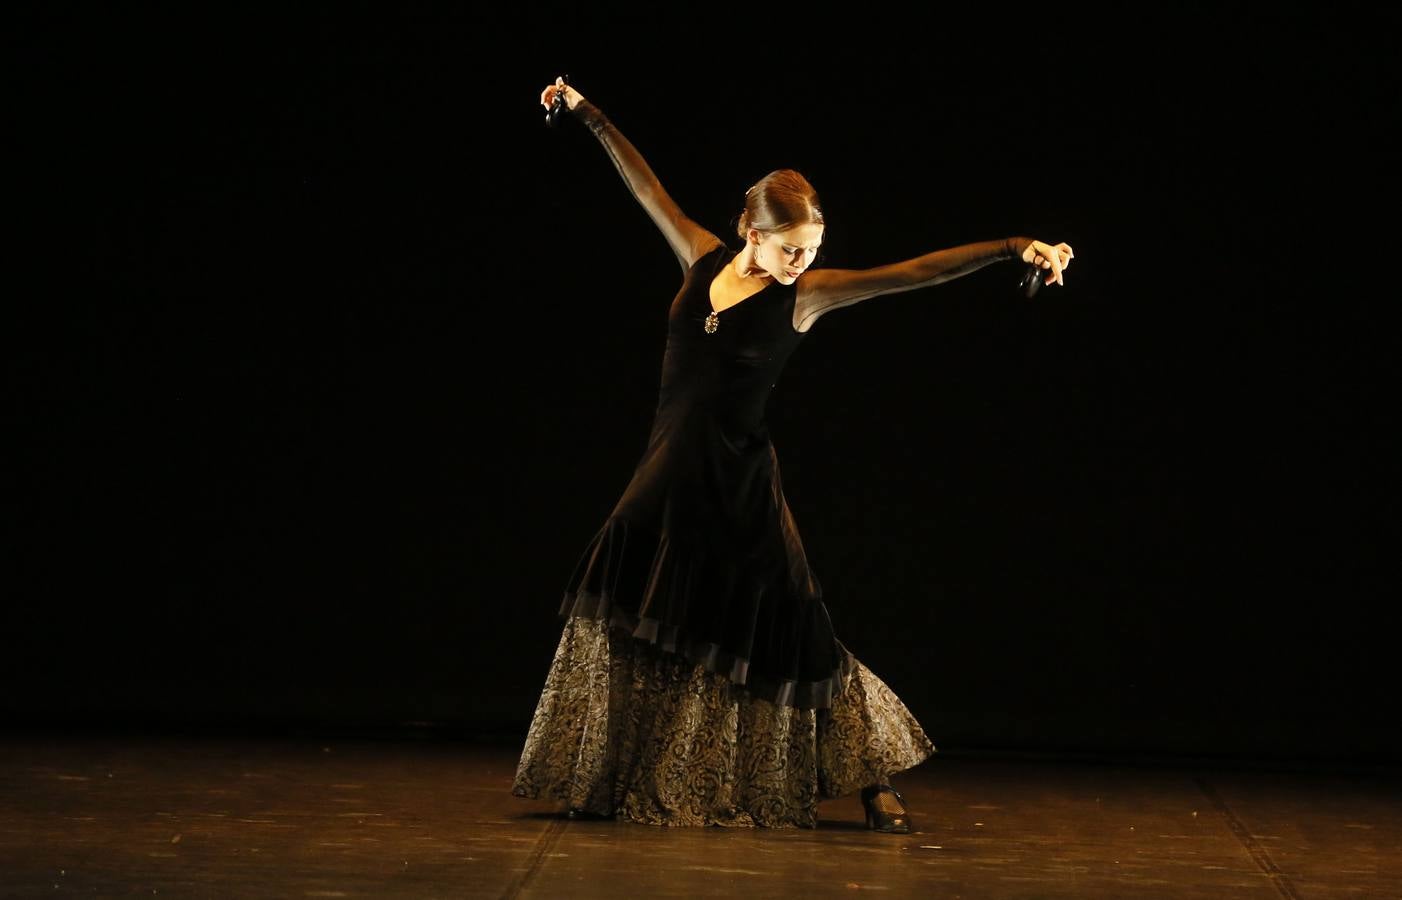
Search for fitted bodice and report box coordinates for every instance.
[653,244,806,445]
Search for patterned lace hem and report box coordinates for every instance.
[512,615,936,828]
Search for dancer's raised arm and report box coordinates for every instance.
[541,78,722,274]
[793,238,1074,332]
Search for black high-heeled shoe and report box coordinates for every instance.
[861,784,912,833]
[565,806,612,821]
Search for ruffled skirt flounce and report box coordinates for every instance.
[559,516,852,710]
[511,615,937,828]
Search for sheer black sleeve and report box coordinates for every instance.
[795,236,1035,331]
[571,99,723,274]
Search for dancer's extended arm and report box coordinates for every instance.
[572,98,723,274]
[794,237,1076,332]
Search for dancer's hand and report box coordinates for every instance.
[1021,240,1074,286]
[540,76,586,114]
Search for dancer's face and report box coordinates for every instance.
[751,223,824,282]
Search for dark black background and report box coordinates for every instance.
[7,8,1396,765]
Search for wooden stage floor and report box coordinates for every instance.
[1,731,1398,898]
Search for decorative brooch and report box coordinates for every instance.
[704,311,719,334]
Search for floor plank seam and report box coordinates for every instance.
[1194,775,1302,900]
[500,816,567,900]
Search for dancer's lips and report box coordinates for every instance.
[786,270,801,277]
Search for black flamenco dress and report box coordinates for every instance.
[563,240,852,709]
[511,98,1029,828]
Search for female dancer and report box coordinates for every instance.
[512,76,1073,831]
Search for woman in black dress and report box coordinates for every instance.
[512,76,1073,832]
